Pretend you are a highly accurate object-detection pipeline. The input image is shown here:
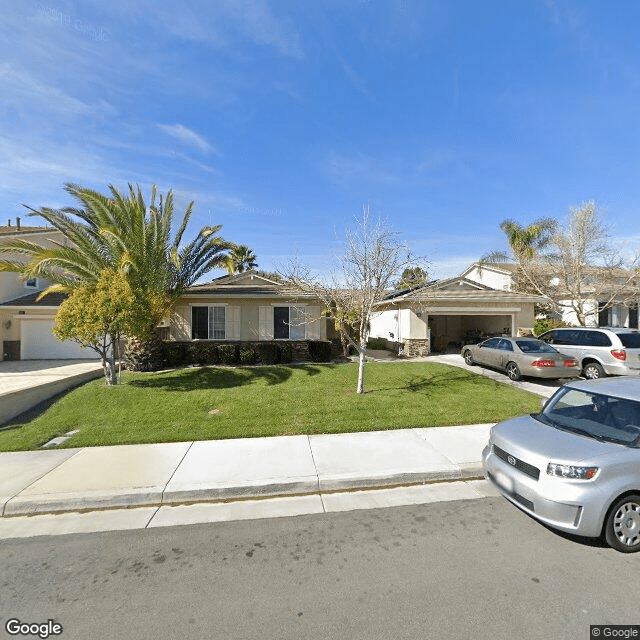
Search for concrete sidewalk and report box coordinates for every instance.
[0,424,493,518]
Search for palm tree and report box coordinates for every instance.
[498,218,557,260]
[0,183,233,371]
[225,244,258,275]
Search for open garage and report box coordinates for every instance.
[370,277,544,356]
[428,313,514,351]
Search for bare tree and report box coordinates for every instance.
[282,205,416,394]
[484,202,640,326]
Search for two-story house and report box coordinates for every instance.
[0,219,96,361]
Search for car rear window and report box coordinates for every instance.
[516,340,556,353]
[618,333,640,348]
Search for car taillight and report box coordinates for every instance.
[611,349,627,361]
[532,360,556,367]
[564,359,577,367]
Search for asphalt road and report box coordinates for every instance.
[2,497,639,640]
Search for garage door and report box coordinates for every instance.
[20,319,97,360]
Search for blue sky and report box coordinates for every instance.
[2,1,640,280]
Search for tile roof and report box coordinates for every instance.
[0,291,68,307]
[0,225,55,236]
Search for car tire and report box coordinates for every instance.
[463,350,475,366]
[605,494,640,553]
[582,362,605,379]
[506,362,521,381]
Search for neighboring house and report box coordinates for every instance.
[462,262,640,329]
[169,270,329,346]
[369,274,542,356]
[0,220,97,361]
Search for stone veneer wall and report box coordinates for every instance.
[403,338,430,357]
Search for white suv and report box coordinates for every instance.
[538,327,640,379]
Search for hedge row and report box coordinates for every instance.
[161,340,332,367]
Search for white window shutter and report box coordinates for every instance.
[226,306,241,339]
[258,306,272,340]
[305,306,322,340]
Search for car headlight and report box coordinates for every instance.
[547,463,598,480]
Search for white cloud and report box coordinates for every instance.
[157,124,219,155]
[0,62,116,118]
[153,0,303,58]
[326,151,400,185]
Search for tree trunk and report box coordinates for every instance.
[341,332,350,357]
[123,329,165,372]
[357,343,366,394]
[99,335,118,385]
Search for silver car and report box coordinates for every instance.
[483,377,640,552]
[461,337,580,381]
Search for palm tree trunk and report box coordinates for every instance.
[124,329,165,371]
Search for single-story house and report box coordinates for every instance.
[369,275,543,356]
[168,271,330,352]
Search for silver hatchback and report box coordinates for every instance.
[483,377,640,552]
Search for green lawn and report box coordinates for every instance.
[0,362,542,451]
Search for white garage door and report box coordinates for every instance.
[20,319,97,360]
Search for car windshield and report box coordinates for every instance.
[536,388,640,446]
[516,340,557,354]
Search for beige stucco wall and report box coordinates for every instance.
[373,300,536,341]
[171,298,327,341]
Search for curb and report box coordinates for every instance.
[1,468,485,517]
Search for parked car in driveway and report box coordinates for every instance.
[538,327,640,379]
[483,377,640,552]
[461,337,580,381]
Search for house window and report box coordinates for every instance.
[598,302,609,327]
[274,306,305,340]
[24,278,37,288]
[192,306,226,339]
[209,306,225,339]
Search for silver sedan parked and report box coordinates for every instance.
[461,337,580,381]
[483,377,640,552]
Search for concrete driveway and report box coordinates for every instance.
[426,352,566,398]
[0,359,103,425]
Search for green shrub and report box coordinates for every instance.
[161,342,189,367]
[239,345,257,365]
[278,343,293,363]
[308,340,332,362]
[190,342,220,365]
[257,343,279,365]
[218,343,239,365]
[533,318,570,336]
[367,339,387,350]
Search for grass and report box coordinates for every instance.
[0,362,542,451]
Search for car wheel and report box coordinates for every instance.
[605,494,640,553]
[582,362,605,379]
[463,350,475,366]
[506,362,521,381]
